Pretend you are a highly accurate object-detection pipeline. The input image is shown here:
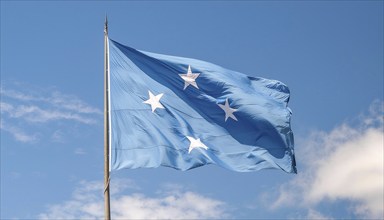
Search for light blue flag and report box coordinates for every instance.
[109,39,296,173]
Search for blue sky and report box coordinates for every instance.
[1,1,383,219]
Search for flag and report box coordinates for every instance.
[108,39,296,173]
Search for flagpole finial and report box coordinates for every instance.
[104,15,108,35]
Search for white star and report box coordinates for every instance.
[143,90,164,113]
[218,98,238,122]
[186,136,208,154]
[179,65,200,90]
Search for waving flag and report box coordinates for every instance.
[108,39,296,173]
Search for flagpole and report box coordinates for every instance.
[104,16,111,220]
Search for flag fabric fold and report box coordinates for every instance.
[109,39,296,173]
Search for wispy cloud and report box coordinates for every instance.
[2,102,97,124]
[38,179,228,219]
[0,120,38,143]
[0,82,102,143]
[1,87,102,115]
[74,148,86,155]
[51,130,65,143]
[270,100,384,219]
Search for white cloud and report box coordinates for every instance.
[48,91,102,114]
[111,191,226,219]
[306,209,333,220]
[3,103,97,124]
[0,120,38,143]
[74,148,86,155]
[51,130,65,143]
[0,101,14,113]
[1,87,102,115]
[0,87,38,102]
[38,179,228,220]
[271,101,384,219]
[1,84,101,123]
[0,82,102,143]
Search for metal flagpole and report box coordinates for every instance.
[104,16,111,220]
